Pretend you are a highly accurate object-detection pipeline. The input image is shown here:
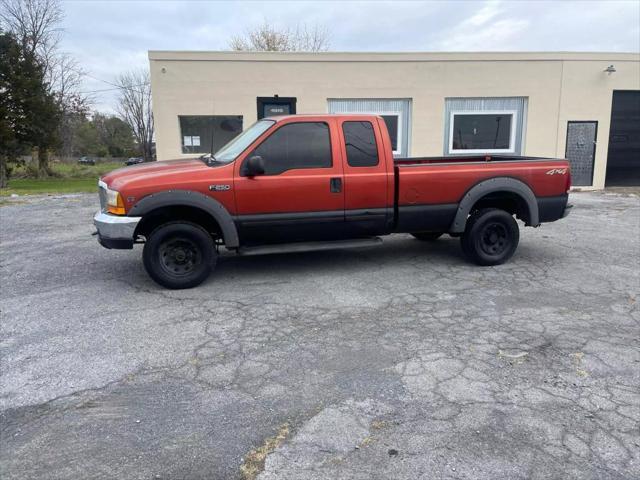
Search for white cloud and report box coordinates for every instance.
[441,18,530,51]
[465,0,503,27]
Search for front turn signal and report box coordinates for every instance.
[106,189,126,215]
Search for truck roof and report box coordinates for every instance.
[263,113,382,122]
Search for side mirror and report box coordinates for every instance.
[244,155,265,176]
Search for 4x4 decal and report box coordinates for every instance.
[546,168,567,175]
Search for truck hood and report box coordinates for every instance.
[101,158,210,191]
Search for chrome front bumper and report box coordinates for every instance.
[93,211,141,249]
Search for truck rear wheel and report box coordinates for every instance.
[461,209,519,266]
[411,232,444,241]
[143,222,216,289]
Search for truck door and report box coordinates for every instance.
[234,119,345,243]
[339,118,392,236]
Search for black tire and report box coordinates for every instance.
[460,208,519,266]
[143,222,216,289]
[411,232,444,241]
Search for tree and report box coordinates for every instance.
[0,32,25,188]
[229,21,330,52]
[0,31,58,186]
[74,120,105,157]
[116,69,154,162]
[51,112,135,159]
[93,113,135,157]
[1,0,88,174]
[0,0,62,60]
[52,53,90,158]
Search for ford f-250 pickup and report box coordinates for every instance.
[94,114,571,289]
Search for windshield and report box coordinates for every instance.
[212,120,275,163]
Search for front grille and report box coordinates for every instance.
[98,184,107,211]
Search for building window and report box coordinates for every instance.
[444,97,527,156]
[327,99,411,157]
[448,111,516,154]
[342,121,379,167]
[248,122,331,175]
[380,115,400,154]
[179,116,243,154]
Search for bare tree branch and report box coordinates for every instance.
[0,0,88,108]
[0,0,62,64]
[229,21,330,52]
[115,69,154,162]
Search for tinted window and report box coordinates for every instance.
[249,122,331,175]
[381,115,399,151]
[451,114,512,151]
[180,116,243,154]
[343,121,379,167]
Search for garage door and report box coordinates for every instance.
[606,90,640,186]
[328,99,411,157]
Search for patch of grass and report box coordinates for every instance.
[240,423,289,480]
[49,161,124,178]
[0,178,99,196]
[2,161,124,196]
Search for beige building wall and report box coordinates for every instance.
[149,51,640,189]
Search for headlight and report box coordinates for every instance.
[106,187,125,215]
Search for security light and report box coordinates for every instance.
[604,65,616,75]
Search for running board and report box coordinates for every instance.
[237,237,383,256]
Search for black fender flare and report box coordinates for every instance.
[128,190,240,248]
[449,177,539,233]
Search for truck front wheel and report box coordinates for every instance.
[143,222,217,289]
[461,209,519,266]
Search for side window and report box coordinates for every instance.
[342,121,379,167]
[249,122,332,175]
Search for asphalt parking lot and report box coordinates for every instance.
[1,191,639,480]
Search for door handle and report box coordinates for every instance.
[330,177,342,193]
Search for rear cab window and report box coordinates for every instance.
[342,121,379,167]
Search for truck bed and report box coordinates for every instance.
[393,154,570,234]
[394,155,558,166]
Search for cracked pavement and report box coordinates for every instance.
[1,191,639,479]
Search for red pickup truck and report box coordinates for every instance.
[95,114,571,289]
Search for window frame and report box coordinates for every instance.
[241,120,333,176]
[448,110,518,154]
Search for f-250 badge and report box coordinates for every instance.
[209,184,231,191]
[546,168,567,175]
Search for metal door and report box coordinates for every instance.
[257,96,297,120]
[565,121,597,186]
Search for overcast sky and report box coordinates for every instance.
[58,0,640,113]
